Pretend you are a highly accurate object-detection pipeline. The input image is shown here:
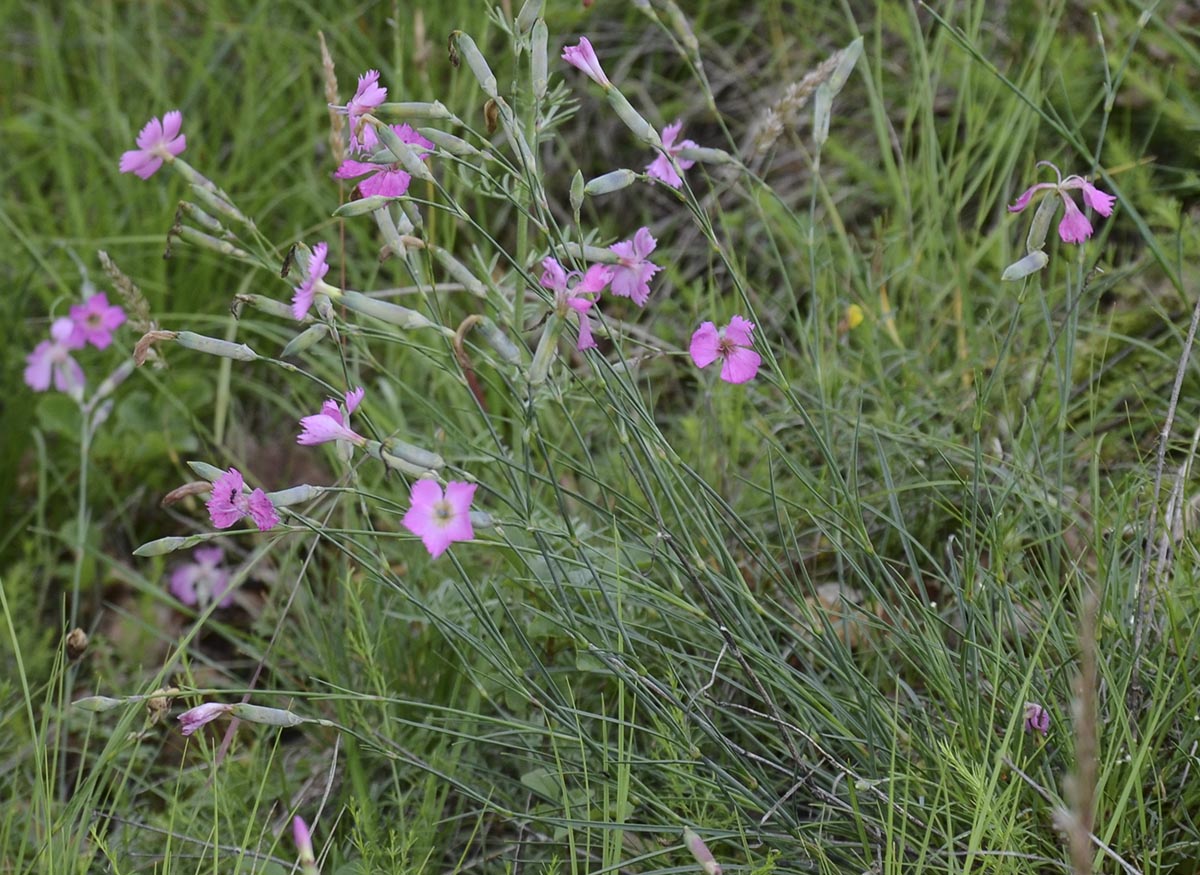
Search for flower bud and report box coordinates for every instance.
[187,460,227,482]
[606,90,661,147]
[379,438,444,471]
[584,169,638,196]
[516,0,544,33]
[341,291,450,334]
[1025,193,1058,253]
[570,170,586,216]
[376,100,455,120]
[265,484,329,506]
[1001,250,1049,282]
[418,128,484,158]
[531,19,549,100]
[281,323,330,358]
[232,294,296,321]
[683,828,721,875]
[229,703,306,729]
[333,195,399,217]
[176,331,259,361]
[73,695,125,713]
[428,246,487,297]
[452,31,498,98]
[372,119,435,182]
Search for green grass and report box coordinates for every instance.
[4,0,1200,872]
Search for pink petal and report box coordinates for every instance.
[631,227,657,259]
[134,116,164,150]
[357,168,411,198]
[1056,195,1093,244]
[194,545,225,566]
[646,153,683,189]
[53,357,86,394]
[1081,182,1115,216]
[674,140,698,170]
[207,469,245,529]
[169,564,200,606]
[723,315,756,346]
[575,311,597,350]
[291,283,315,321]
[579,264,613,293]
[334,159,379,180]
[689,322,720,368]
[345,387,365,414]
[161,110,183,142]
[297,413,358,445]
[540,257,568,291]
[561,38,610,87]
[178,702,230,736]
[247,489,279,531]
[719,346,762,384]
[406,479,444,517]
[661,121,683,150]
[1008,182,1052,213]
[23,341,54,391]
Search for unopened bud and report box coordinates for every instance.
[176,331,259,361]
[570,170,586,216]
[418,128,483,158]
[372,119,435,182]
[281,323,329,358]
[584,169,638,196]
[265,484,329,506]
[1001,250,1050,282]
[531,19,549,100]
[232,294,296,321]
[676,147,737,167]
[683,828,721,875]
[453,31,498,99]
[379,438,444,471]
[333,195,399,217]
[477,317,522,365]
[516,0,544,33]
[341,291,449,334]
[187,461,227,482]
[606,90,660,147]
[429,247,487,297]
[73,696,125,713]
[375,100,455,120]
[1025,194,1058,253]
[229,703,306,729]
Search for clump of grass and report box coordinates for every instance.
[5,2,1200,874]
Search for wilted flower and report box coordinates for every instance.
[333,69,387,152]
[402,479,477,558]
[608,227,661,307]
[1008,161,1116,244]
[69,293,127,349]
[646,120,698,189]
[540,257,613,350]
[1023,701,1050,736]
[334,124,434,198]
[297,387,367,447]
[24,317,85,395]
[169,546,233,608]
[178,701,233,736]
[119,110,187,179]
[561,37,611,89]
[207,468,279,531]
[689,315,762,384]
[292,242,331,320]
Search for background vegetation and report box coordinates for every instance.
[4,0,1200,872]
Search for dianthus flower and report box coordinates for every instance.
[540,257,613,350]
[646,120,698,189]
[608,227,661,307]
[402,479,477,558]
[292,242,331,320]
[169,546,233,608]
[561,37,611,89]
[1008,161,1116,244]
[689,315,762,384]
[1023,701,1050,736]
[119,110,186,179]
[24,317,85,395]
[334,124,433,198]
[333,69,388,153]
[178,701,233,736]
[69,293,126,349]
[297,387,367,447]
[206,468,279,531]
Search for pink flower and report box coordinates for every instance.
[298,386,367,447]
[402,479,477,558]
[1008,161,1116,244]
[334,124,434,198]
[69,293,126,349]
[333,69,388,153]
[206,468,279,531]
[178,701,233,736]
[540,257,613,350]
[689,315,762,384]
[292,242,330,320]
[169,546,233,608]
[608,227,661,307]
[561,37,611,89]
[293,817,316,865]
[1023,702,1050,736]
[646,120,698,189]
[119,110,186,179]
[24,317,85,395]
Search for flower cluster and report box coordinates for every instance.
[24,293,127,396]
[562,40,761,384]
